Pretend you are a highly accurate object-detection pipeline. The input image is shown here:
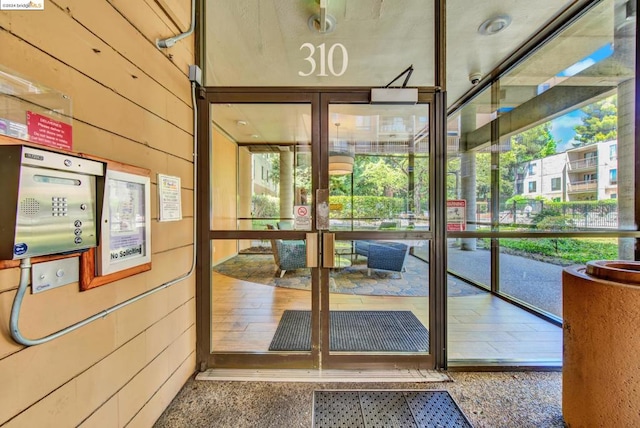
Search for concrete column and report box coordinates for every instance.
[279,150,294,220]
[611,3,637,258]
[617,78,635,259]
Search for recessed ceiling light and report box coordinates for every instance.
[236,120,247,126]
[478,15,512,36]
[251,134,259,139]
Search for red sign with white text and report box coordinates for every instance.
[447,199,466,231]
[26,111,73,150]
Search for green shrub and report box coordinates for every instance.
[252,194,279,218]
[545,199,617,216]
[499,237,617,264]
[535,215,575,231]
[328,195,404,219]
[504,195,547,206]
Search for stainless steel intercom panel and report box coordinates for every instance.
[0,145,105,260]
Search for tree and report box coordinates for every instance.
[295,152,312,203]
[476,153,491,201]
[509,122,556,158]
[359,157,406,197]
[500,122,557,201]
[446,157,461,200]
[573,95,617,146]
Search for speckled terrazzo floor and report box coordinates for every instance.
[154,371,563,428]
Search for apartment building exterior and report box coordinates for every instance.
[516,140,618,202]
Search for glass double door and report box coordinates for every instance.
[205,89,434,370]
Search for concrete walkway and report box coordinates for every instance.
[447,243,567,318]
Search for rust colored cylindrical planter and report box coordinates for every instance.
[563,261,640,427]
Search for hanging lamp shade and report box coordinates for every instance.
[329,122,353,175]
[328,152,354,175]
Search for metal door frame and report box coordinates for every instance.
[196,87,448,370]
[318,90,440,370]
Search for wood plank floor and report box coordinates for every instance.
[211,272,562,364]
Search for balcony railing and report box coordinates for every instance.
[568,179,598,193]
[568,157,597,171]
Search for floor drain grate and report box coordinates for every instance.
[313,390,473,428]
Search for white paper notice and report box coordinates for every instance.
[158,174,182,222]
[294,205,311,230]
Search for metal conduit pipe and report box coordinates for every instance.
[9,81,199,346]
[156,0,196,49]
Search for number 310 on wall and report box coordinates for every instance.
[299,42,348,77]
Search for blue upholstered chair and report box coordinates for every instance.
[354,240,371,259]
[354,240,410,278]
[271,239,307,277]
[277,220,294,230]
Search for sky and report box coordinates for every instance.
[547,44,611,153]
[550,109,586,153]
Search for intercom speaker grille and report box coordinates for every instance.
[20,198,41,216]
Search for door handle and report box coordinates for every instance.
[322,232,335,268]
[306,233,318,267]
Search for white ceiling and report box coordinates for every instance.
[205,0,573,100]
[203,0,630,144]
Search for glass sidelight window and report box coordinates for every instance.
[446,0,636,364]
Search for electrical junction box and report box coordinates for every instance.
[0,145,105,260]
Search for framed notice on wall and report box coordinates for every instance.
[97,169,151,275]
[158,173,182,221]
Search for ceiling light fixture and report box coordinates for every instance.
[329,123,353,175]
[308,14,336,33]
[478,15,512,36]
[236,120,247,126]
[308,0,336,33]
[328,155,354,175]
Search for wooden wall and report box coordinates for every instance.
[238,146,253,250]
[211,126,238,264]
[0,0,196,425]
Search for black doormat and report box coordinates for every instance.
[268,310,429,352]
[313,390,473,428]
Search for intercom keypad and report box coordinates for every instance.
[0,145,105,259]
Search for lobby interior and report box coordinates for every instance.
[0,0,638,426]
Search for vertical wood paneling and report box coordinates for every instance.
[0,0,196,425]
